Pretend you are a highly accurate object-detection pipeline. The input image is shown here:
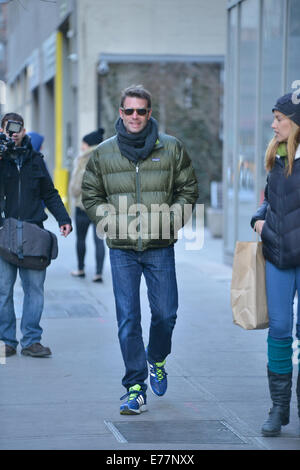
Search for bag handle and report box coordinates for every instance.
[16,219,24,259]
[0,172,24,259]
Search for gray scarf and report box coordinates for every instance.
[115,116,159,163]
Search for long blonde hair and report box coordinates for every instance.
[265,120,300,176]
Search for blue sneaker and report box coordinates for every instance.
[120,384,147,415]
[148,358,168,396]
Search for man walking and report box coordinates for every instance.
[0,112,72,358]
[82,85,198,414]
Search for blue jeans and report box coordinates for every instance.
[0,256,46,349]
[266,260,300,340]
[109,245,178,390]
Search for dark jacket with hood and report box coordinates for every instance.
[251,146,300,269]
[0,135,71,228]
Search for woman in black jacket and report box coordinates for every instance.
[251,92,300,437]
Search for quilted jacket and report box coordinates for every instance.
[81,133,198,251]
[251,145,300,268]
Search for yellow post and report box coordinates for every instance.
[54,31,69,211]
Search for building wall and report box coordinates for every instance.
[5,0,227,206]
[5,0,74,176]
[0,3,7,116]
[77,0,227,144]
[6,1,57,83]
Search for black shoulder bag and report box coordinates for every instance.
[0,174,58,270]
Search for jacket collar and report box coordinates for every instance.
[113,134,164,152]
[154,134,164,150]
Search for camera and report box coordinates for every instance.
[6,120,23,135]
[0,120,25,160]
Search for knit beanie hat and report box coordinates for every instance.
[27,132,44,152]
[82,128,105,146]
[272,92,300,127]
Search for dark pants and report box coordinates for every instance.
[75,207,105,275]
[109,245,178,390]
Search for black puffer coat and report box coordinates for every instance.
[251,154,300,268]
[0,135,71,228]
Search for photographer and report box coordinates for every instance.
[0,113,72,358]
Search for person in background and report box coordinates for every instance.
[69,128,105,282]
[251,92,300,437]
[27,132,47,208]
[27,132,44,153]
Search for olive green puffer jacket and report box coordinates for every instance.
[81,132,198,251]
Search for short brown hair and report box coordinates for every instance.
[1,112,24,129]
[120,85,152,109]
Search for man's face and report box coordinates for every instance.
[119,97,152,134]
[2,121,26,147]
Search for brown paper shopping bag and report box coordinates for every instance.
[231,241,269,330]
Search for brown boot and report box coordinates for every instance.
[21,343,52,358]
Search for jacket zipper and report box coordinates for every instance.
[17,162,21,220]
[135,163,142,251]
[278,161,284,267]
[16,162,23,260]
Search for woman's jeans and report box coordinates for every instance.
[265,260,300,374]
[75,207,105,275]
[109,245,178,390]
[266,260,300,340]
[0,256,46,349]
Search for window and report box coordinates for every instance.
[287,0,300,91]
[237,0,259,241]
[259,0,284,201]
[225,6,238,252]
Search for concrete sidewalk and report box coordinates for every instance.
[0,215,300,450]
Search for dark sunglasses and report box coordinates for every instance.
[121,108,149,116]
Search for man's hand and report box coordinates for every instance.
[254,220,265,236]
[60,224,72,237]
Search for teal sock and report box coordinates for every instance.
[267,336,293,374]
